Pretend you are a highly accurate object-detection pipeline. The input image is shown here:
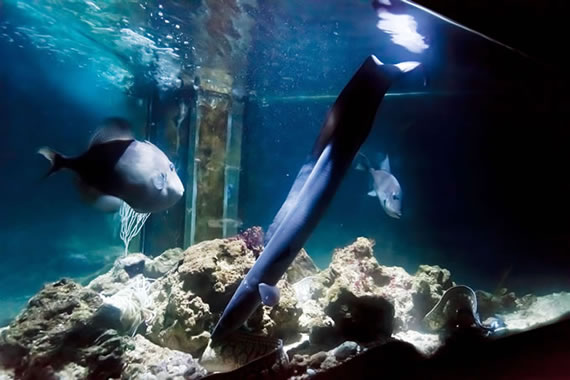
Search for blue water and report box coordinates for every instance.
[0,0,568,324]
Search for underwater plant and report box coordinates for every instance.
[101,275,157,336]
[119,202,150,256]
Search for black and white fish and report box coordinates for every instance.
[201,331,287,377]
[38,117,184,213]
[356,152,402,219]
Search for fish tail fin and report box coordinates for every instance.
[37,147,67,177]
[354,152,372,171]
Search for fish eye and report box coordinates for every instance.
[392,194,400,200]
[169,163,175,172]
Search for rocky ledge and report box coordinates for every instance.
[0,230,568,379]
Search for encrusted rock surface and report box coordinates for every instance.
[145,238,250,356]
[393,330,441,355]
[231,226,265,258]
[146,236,304,356]
[87,250,184,297]
[286,249,319,283]
[0,278,205,379]
[325,238,441,331]
[257,279,302,339]
[145,270,214,356]
[293,237,454,347]
[1,232,567,379]
[0,279,123,378]
[88,253,149,297]
[288,340,364,379]
[144,248,185,279]
[175,238,256,312]
[123,335,207,379]
[411,264,454,324]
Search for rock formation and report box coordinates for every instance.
[0,231,567,379]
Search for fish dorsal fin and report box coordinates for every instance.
[143,140,159,149]
[379,154,391,172]
[259,283,280,307]
[90,117,134,147]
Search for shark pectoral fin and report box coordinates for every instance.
[258,283,280,307]
[368,190,377,197]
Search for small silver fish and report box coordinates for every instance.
[38,117,184,213]
[357,152,402,219]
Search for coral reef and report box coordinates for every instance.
[87,253,149,296]
[393,330,441,355]
[0,278,205,379]
[286,249,319,283]
[145,236,305,357]
[0,232,568,379]
[288,340,365,378]
[0,279,125,378]
[291,237,453,348]
[232,226,265,258]
[308,289,394,348]
[143,248,185,279]
[123,335,207,379]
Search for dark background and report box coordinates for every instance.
[415,0,569,69]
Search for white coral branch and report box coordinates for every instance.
[119,202,150,256]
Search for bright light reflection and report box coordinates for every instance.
[376,9,429,54]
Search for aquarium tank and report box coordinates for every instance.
[0,0,568,378]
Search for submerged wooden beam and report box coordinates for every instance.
[141,88,195,255]
[192,89,231,243]
[223,98,244,237]
[184,66,245,245]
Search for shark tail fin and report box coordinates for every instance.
[37,147,68,178]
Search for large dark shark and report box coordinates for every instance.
[211,55,420,342]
